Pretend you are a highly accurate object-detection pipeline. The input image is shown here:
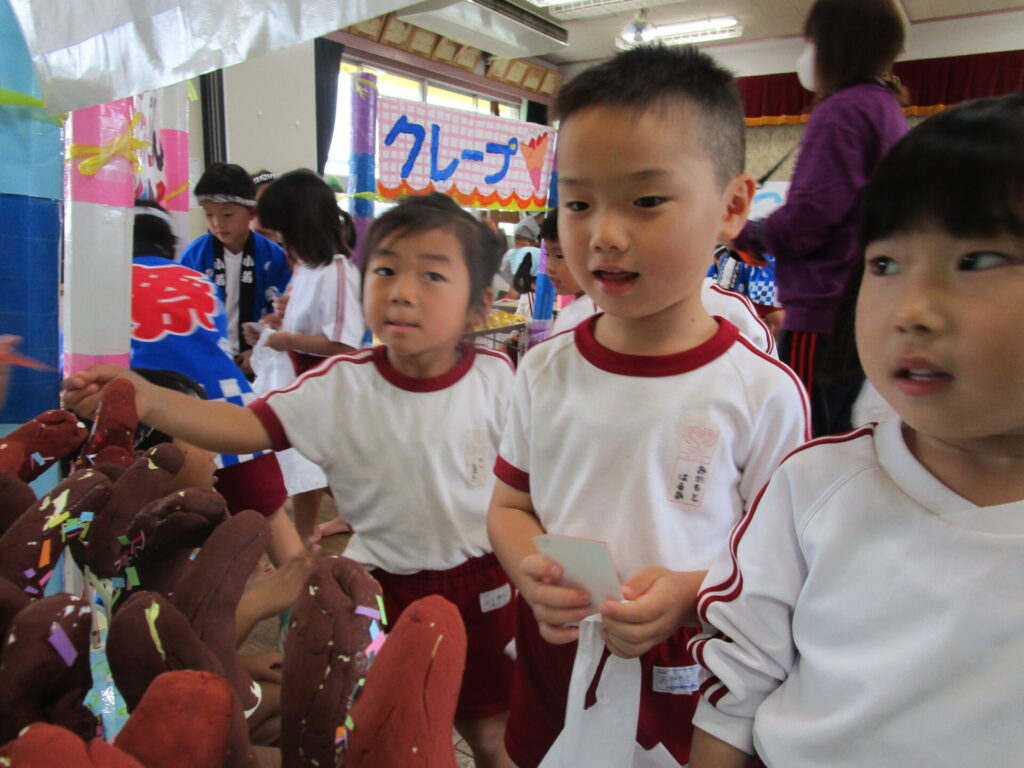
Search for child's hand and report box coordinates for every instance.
[599,567,706,658]
[62,366,149,420]
[520,553,592,644]
[265,332,293,352]
[272,294,289,317]
[242,322,263,346]
[261,312,283,331]
[239,652,283,684]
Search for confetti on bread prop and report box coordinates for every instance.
[170,510,270,719]
[280,556,383,768]
[1,409,88,481]
[70,444,185,579]
[0,593,96,743]
[346,595,466,768]
[0,722,144,768]
[122,488,227,599]
[107,591,259,768]
[0,469,112,597]
[76,377,139,470]
[0,469,35,536]
[113,670,233,768]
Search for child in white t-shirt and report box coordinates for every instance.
[545,209,598,336]
[487,46,809,767]
[66,192,517,768]
[243,170,365,542]
[689,93,1024,768]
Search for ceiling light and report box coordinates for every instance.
[617,12,742,49]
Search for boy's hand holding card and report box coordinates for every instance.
[533,534,622,617]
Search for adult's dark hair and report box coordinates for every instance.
[360,192,505,309]
[133,199,177,259]
[513,252,535,295]
[860,92,1024,246]
[804,0,907,101]
[194,162,257,203]
[539,209,559,243]
[554,44,745,186]
[257,169,346,267]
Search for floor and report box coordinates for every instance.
[239,495,478,767]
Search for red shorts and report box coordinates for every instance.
[288,350,326,377]
[506,595,699,768]
[372,552,515,721]
[214,453,287,518]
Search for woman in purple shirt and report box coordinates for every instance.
[734,0,908,435]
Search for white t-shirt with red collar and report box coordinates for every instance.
[283,254,365,350]
[251,344,514,573]
[547,280,776,358]
[495,315,809,579]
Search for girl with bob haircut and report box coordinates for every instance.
[66,192,519,768]
[690,92,1024,768]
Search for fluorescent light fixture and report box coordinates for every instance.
[521,0,681,22]
[617,13,742,49]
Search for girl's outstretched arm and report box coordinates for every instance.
[63,366,273,455]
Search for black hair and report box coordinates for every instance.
[860,93,1024,245]
[555,45,745,186]
[133,199,177,259]
[257,169,346,267]
[513,251,535,295]
[194,162,257,203]
[131,369,207,452]
[360,193,505,311]
[804,0,907,101]
[339,208,357,253]
[539,209,559,243]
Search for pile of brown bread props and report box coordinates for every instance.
[0,379,467,767]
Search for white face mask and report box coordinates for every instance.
[796,41,817,93]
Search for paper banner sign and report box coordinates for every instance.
[377,97,556,211]
[133,88,190,213]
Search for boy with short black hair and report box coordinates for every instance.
[487,45,810,766]
[181,162,291,366]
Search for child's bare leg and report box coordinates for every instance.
[455,713,513,768]
[290,488,324,545]
[266,507,305,566]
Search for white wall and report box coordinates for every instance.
[222,38,317,174]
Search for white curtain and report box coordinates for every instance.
[8,0,420,112]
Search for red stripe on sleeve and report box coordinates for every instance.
[494,455,530,493]
[248,398,291,452]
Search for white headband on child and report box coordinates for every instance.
[196,193,257,206]
[134,205,175,226]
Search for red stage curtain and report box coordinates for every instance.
[737,49,1023,124]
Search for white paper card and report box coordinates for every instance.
[533,534,621,615]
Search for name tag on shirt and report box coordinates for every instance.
[465,429,489,488]
[652,664,700,695]
[480,583,512,613]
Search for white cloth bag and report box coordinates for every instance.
[250,327,327,496]
[539,615,685,768]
